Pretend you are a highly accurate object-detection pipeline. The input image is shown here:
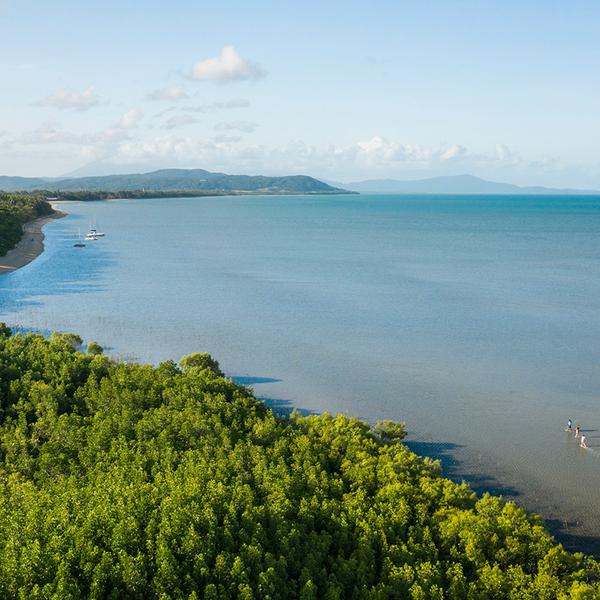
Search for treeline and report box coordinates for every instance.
[37,189,232,201]
[2,187,350,205]
[0,192,53,256]
[0,327,598,598]
[28,188,336,201]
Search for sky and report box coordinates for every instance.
[1,0,600,187]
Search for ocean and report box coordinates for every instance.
[1,193,599,553]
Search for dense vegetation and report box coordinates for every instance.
[29,189,314,202]
[0,192,53,256]
[0,327,597,599]
[0,169,351,194]
[39,190,231,202]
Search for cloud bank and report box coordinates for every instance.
[94,135,525,180]
[3,117,586,187]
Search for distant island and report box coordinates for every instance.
[0,168,351,195]
[339,174,600,195]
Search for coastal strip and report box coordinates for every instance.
[0,209,66,275]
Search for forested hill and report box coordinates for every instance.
[0,327,598,598]
[0,169,350,194]
[0,192,53,256]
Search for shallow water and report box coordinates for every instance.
[1,194,599,554]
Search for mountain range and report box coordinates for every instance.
[338,174,600,195]
[0,169,349,195]
[1,170,598,196]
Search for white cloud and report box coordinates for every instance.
[147,86,188,101]
[185,98,250,112]
[354,136,468,166]
[118,108,143,129]
[162,114,198,129]
[214,120,257,133]
[440,144,467,161]
[33,86,99,112]
[191,46,265,83]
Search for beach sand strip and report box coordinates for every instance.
[0,210,66,275]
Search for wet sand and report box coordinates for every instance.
[0,210,66,275]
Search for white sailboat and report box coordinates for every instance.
[87,220,105,238]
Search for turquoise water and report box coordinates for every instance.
[2,194,600,553]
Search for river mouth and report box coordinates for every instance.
[1,193,599,556]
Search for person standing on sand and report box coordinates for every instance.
[580,435,588,448]
[565,419,573,432]
[574,425,581,438]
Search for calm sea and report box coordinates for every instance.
[2,194,600,553]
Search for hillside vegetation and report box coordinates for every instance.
[0,169,350,194]
[0,327,598,598]
[0,192,53,256]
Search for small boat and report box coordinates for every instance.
[73,230,86,247]
[88,221,105,237]
[84,232,98,241]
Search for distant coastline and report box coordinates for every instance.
[0,209,65,276]
[41,189,357,203]
[0,168,354,195]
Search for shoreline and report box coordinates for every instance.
[0,209,66,276]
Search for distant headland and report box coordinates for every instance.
[336,174,600,195]
[0,168,352,196]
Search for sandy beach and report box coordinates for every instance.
[0,210,66,275]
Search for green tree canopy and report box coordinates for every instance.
[0,192,53,256]
[0,328,596,598]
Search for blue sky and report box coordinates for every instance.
[1,0,600,186]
